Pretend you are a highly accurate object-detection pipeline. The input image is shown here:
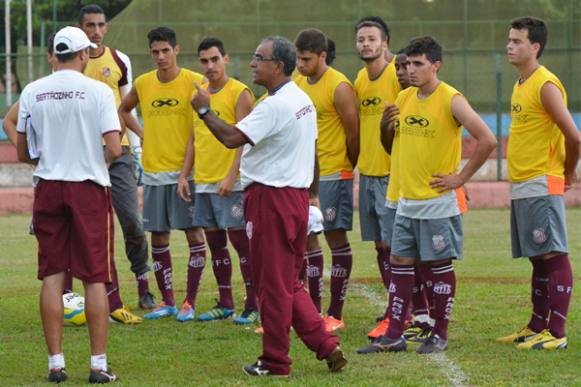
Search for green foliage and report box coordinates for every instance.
[1,0,132,48]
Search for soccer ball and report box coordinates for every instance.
[307,205,324,235]
[63,292,86,326]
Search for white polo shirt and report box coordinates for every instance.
[236,81,317,189]
[17,69,121,187]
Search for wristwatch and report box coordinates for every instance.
[197,106,211,119]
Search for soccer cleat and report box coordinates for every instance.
[416,334,448,354]
[176,301,195,322]
[242,361,288,377]
[197,302,235,321]
[516,330,568,350]
[138,292,156,310]
[403,325,423,340]
[368,318,390,340]
[326,347,348,372]
[356,335,407,354]
[109,306,142,325]
[233,308,259,325]
[89,368,119,384]
[89,368,118,384]
[405,326,432,344]
[496,326,540,344]
[48,368,68,383]
[324,315,345,332]
[143,302,177,320]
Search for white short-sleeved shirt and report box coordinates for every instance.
[236,81,317,189]
[17,70,121,187]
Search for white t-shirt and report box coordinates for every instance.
[17,70,121,187]
[236,81,317,189]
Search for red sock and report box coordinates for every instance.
[186,242,206,307]
[527,259,549,333]
[327,244,352,320]
[376,246,391,290]
[152,244,175,307]
[299,254,307,283]
[136,272,150,298]
[106,264,124,312]
[385,264,415,339]
[227,228,257,310]
[206,230,233,309]
[545,254,573,338]
[431,261,456,340]
[306,248,324,313]
[412,265,429,321]
[64,269,73,294]
[418,263,435,317]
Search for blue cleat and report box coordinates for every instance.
[197,302,234,321]
[233,308,259,325]
[176,301,195,322]
[143,302,177,320]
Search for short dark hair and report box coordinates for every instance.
[198,37,226,56]
[295,28,328,55]
[55,46,82,63]
[356,16,390,43]
[511,16,547,58]
[405,36,442,63]
[47,33,55,55]
[147,27,177,48]
[262,36,296,76]
[78,4,105,25]
[325,38,336,65]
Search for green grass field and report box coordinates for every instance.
[0,209,579,386]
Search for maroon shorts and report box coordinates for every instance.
[33,179,114,283]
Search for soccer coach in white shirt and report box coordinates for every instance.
[17,26,121,383]
[191,36,347,377]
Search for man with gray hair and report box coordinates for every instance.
[191,36,347,377]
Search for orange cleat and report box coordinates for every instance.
[324,315,346,332]
[367,318,390,340]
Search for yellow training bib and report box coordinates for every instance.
[354,61,400,176]
[507,66,566,184]
[135,68,204,173]
[295,68,353,178]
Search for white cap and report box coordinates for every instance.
[53,26,97,54]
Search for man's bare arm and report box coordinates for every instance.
[541,82,581,190]
[118,86,144,139]
[177,131,195,202]
[16,132,37,165]
[430,95,497,192]
[103,131,122,164]
[309,145,320,200]
[2,101,19,146]
[334,82,359,167]
[379,104,399,154]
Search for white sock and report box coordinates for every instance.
[90,354,107,371]
[48,353,65,370]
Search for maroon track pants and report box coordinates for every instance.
[244,183,338,375]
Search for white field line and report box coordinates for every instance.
[352,284,469,387]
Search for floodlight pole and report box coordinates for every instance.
[27,0,33,84]
[5,0,12,106]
